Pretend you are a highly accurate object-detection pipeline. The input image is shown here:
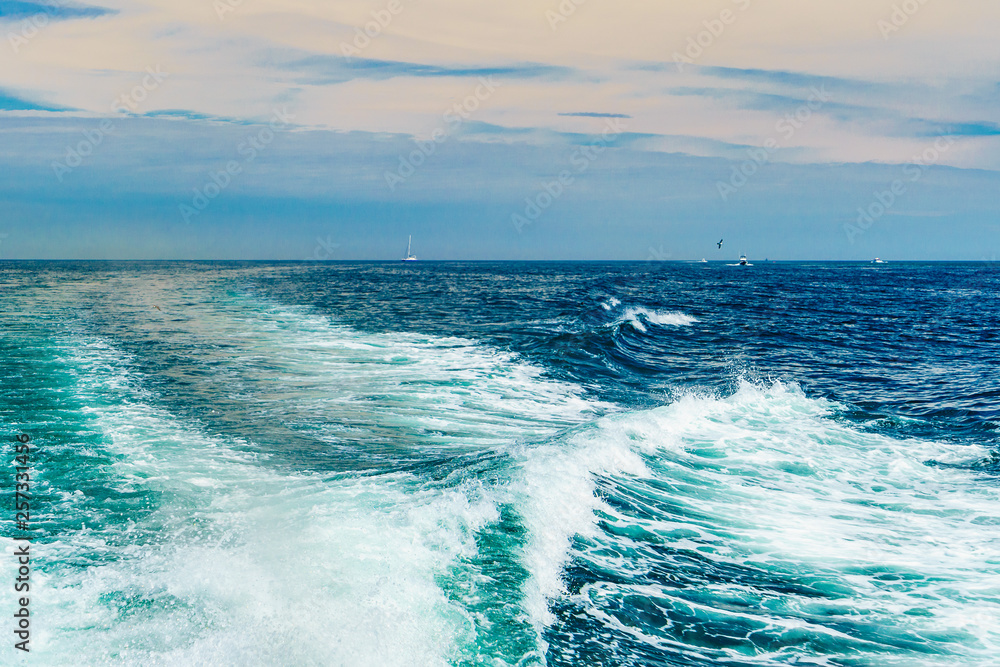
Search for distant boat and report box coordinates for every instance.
[727,254,752,267]
[402,235,417,262]
[699,258,708,263]
[872,257,886,264]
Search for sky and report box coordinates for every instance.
[0,0,998,260]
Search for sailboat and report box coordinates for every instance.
[402,235,417,262]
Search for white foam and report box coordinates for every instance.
[15,311,609,665]
[16,288,998,664]
[242,304,605,449]
[509,425,648,631]
[19,354,496,664]
[509,380,1000,663]
[616,307,698,332]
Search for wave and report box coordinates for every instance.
[523,381,1000,665]
[13,338,495,665]
[9,289,998,665]
[10,306,611,665]
[615,306,699,332]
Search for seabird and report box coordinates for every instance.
[717,239,723,249]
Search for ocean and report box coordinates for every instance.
[1,260,998,666]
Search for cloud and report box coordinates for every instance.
[143,109,252,124]
[451,120,648,150]
[698,66,880,94]
[0,1,115,21]
[0,88,68,111]
[558,112,631,118]
[0,0,998,259]
[267,52,574,85]
[666,83,1000,143]
[911,121,1000,138]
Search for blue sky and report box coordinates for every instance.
[0,0,997,260]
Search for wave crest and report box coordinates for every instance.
[616,307,698,332]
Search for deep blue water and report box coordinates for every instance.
[1,261,998,665]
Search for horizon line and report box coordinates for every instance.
[0,259,995,264]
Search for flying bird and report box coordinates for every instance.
[717,239,724,249]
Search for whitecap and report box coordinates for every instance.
[616,306,699,332]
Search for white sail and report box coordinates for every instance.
[402,235,417,261]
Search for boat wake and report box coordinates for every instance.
[3,276,998,666]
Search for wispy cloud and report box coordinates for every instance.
[666,82,1000,142]
[558,112,631,118]
[910,121,1000,137]
[0,88,68,111]
[268,52,574,85]
[698,66,881,94]
[143,109,253,124]
[0,1,114,21]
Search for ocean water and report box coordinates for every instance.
[1,260,998,666]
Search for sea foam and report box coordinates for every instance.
[616,307,699,332]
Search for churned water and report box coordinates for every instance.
[1,261,998,666]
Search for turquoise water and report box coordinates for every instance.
[1,261,998,665]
